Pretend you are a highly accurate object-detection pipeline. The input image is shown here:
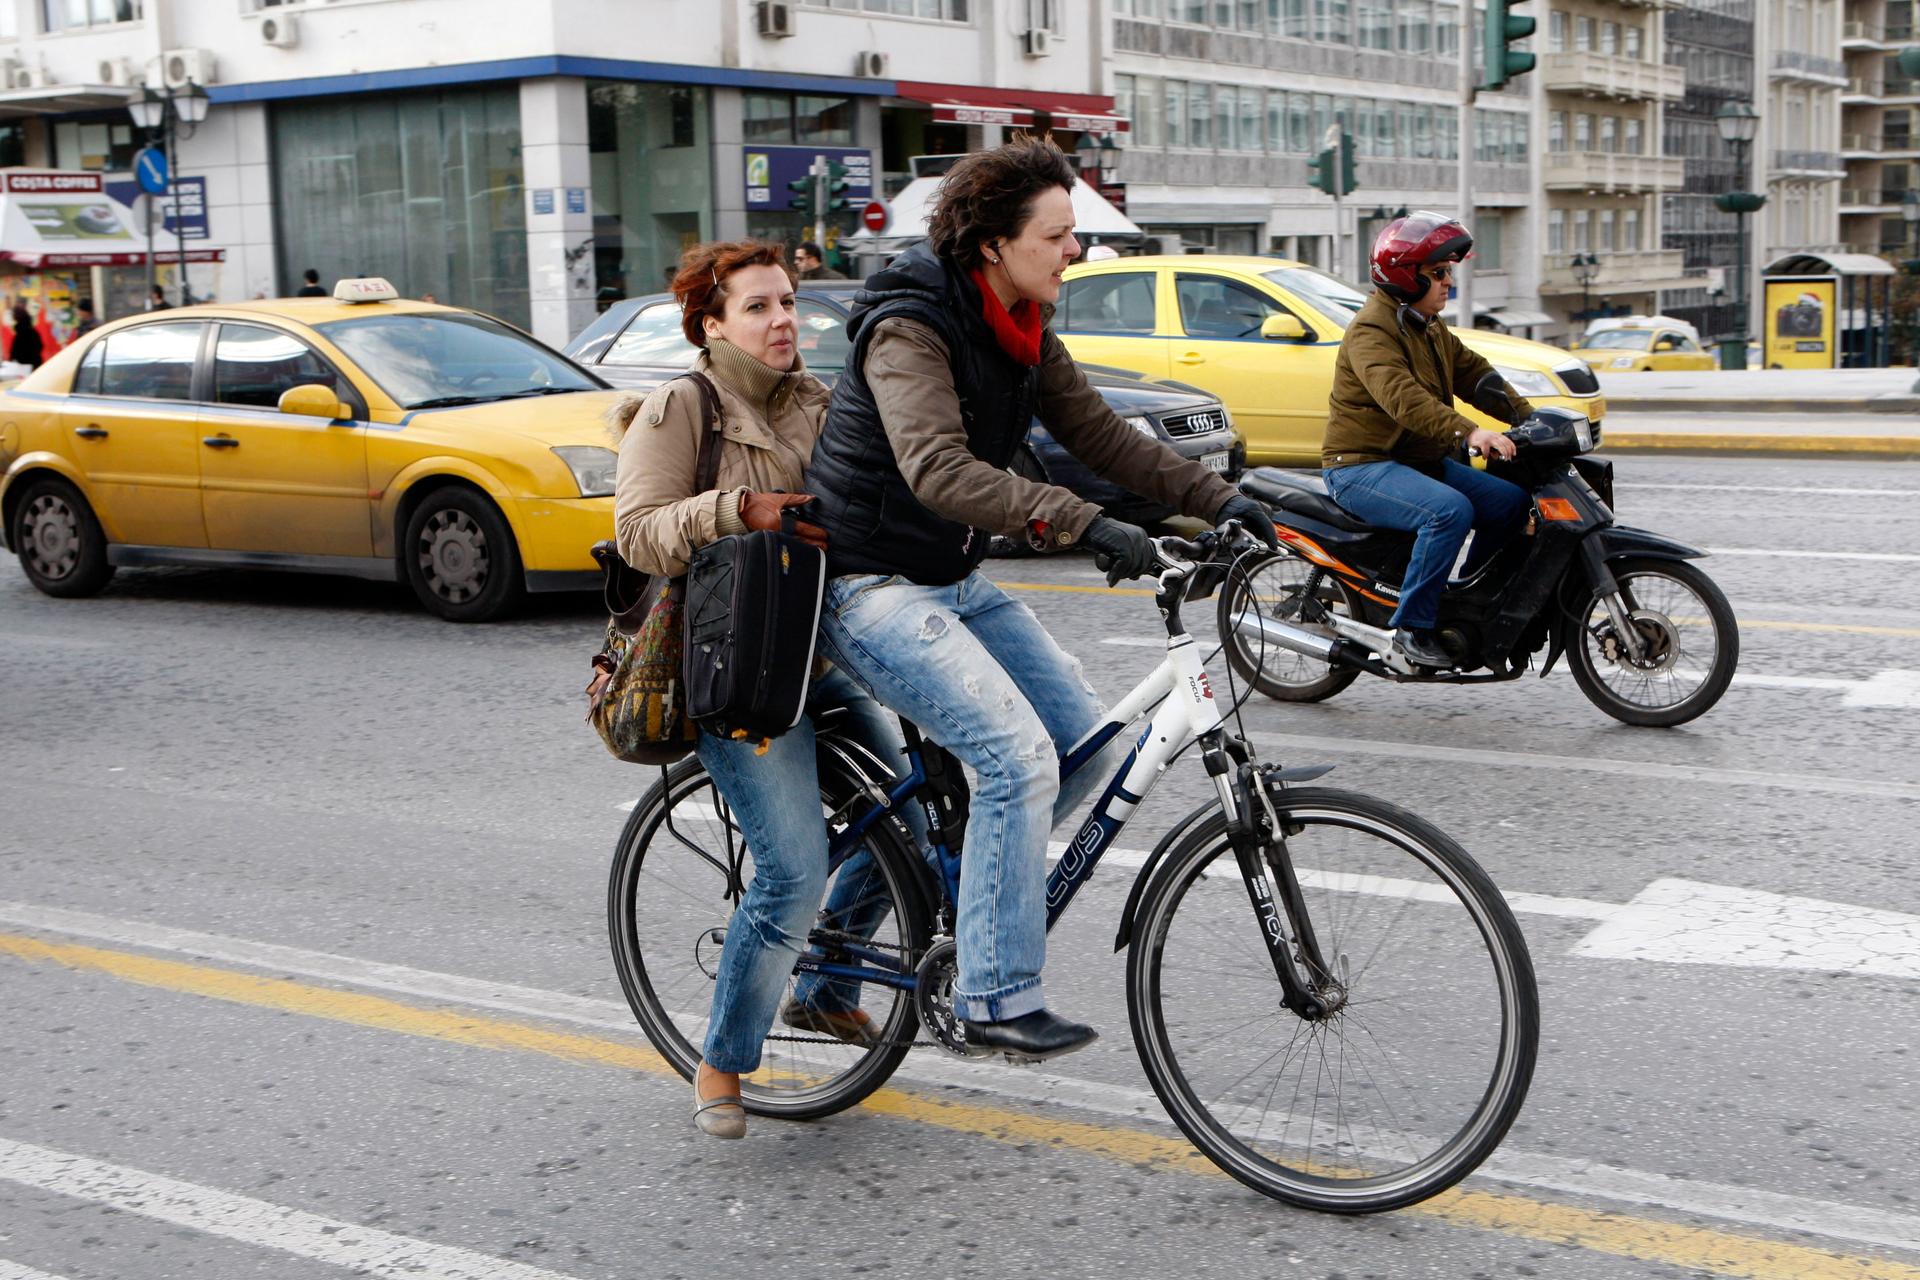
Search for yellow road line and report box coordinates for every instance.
[1602,433,1920,456]
[5,929,1919,1280]
[1000,582,1920,638]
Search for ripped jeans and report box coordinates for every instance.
[818,571,1111,1023]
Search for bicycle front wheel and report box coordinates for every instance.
[608,753,930,1121]
[1127,788,1538,1213]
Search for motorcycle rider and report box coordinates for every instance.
[1321,211,1533,670]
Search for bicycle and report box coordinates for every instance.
[608,529,1539,1213]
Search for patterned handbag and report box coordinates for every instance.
[584,372,723,765]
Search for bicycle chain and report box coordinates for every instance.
[765,928,947,1050]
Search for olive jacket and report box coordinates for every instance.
[1322,291,1532,471]
[611,339,831,578]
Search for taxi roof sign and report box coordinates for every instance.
[333,277,398,303]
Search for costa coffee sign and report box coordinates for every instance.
[5,172,105,193]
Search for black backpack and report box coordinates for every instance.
[683,517,827,743]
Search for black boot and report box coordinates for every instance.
[1394,627,1453,669]
[961,1009,1099,1063]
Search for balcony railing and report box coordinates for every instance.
[1772,148,1847,172]
[1842,131,1920,150]
[1845,75,1885,96]
[1842,19,1885,41]
[1539,249,1688,293]
[1839,187,1899,205]
[1772,50,1850,80]
[1541,50,1686,101]
[1543,150,1685,191]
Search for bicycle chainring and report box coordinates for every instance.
[912,939,978,1058]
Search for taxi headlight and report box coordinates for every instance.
[553,446,618,498]
[1493,365,1561,398]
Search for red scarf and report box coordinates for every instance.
[971,268,1044,366]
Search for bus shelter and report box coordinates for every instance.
[1761,251,1897,369]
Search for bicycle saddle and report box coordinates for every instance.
[1236,467,1378,536]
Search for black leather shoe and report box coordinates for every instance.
[1394,627,1453,669]
[961,1010,1099,1063]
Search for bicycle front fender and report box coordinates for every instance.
[1113,797,1223,953]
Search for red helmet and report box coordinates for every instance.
[1370,211,1475,304]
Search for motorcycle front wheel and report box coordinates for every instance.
[1566,555,1738,727]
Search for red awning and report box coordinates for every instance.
[894,82,1128,134]
[1,247,226,268]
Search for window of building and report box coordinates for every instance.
[1624,117,1643,153]
[1059,271,1158,334]
[1238,85,1264,150]
[272,85,530,328]
[1397,0,1431,53]
[1575,14,1594,50]
[807,0,970,13]
[1549,9,1567,50]
[1177,0,1207,19]
[1277,0,1310,37]
[1288,92,1312,152]
[1434,0,1459,56]
[744,92,794,145]
[1623,208,1640,249]
[1599,115,1617,152]
[1237,0,1261,27]
[1113,75,1134,140]
[1438,104,1458,159]
[1267,90,1286,152]
[1189,81,1213,147]
[1134,74,1164,146]
[1413,103,1434,158]
[1476,214,1503,270]
[1550,110,1567,151]
[1600,20,1619,53]
[1374,98,1397,156]
[51,118,139,171]
[1573,207,1591,250]
[42,0,141,31]
[586,82,713,309]
[1548,208,1565,253]
[1598,208,1616,250]
[1214,84,1235,149]
[1574,112,1593,150]
[1359,0,1392,47]
[1165,79,1187,147]
[744,93,853,146]
[1313,0,1349,42]
[1624,25,1642,57]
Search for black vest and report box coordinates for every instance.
[807,242,1041,585]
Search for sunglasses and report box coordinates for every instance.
[1424,265,1456,282]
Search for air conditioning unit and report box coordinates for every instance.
[1021,27,1053,56]
[96,58,140,87]
[10,62,53,90]
[854,50,889,78]
[259,13,300,47]
[757,1,795,37]
[161,48,216,90]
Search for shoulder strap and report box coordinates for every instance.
[677,370,725,494]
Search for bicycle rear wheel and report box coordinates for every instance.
[608,752,930,1120]
[1127,787,1537,1213]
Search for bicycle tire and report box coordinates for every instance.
[608,751,932,1121]
[1126,787,1538,1213]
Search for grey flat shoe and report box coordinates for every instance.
[693,1083,746,1139]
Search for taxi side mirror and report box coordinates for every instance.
[1260,313,1311,342]
[278,383,347,419]
[1652,337,1676,351]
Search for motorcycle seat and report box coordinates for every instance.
[1238,466,1380,536]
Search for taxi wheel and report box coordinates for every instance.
[11,476,114,598]
[402,485,525,623]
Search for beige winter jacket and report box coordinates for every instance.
[611,340,832,578]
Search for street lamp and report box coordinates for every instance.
[1074,132,1120,184]
[1713,101,1763,370]
[126,79,213,308]
[1570,251,1600,326]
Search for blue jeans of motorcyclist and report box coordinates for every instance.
[817,571,1121,1023]
[1324,457,1530,631]
[696,663,928,1074]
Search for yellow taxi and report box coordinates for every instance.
[1057,255,1604,466]
[1569,324,1717,373]
[0,280,624,622]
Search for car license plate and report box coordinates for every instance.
[1201,451,1230,472]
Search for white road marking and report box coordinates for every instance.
[1572,878,1920,979]
[1844,668,1920,709]
[0,1261,75,1280]
[0,1137,581,1280]
[1706,546,1920,563]
[1629,482,1920,497]
[3,902,1917,1256]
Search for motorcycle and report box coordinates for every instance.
[1217,406,1738,727]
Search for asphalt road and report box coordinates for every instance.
[2,452,1917,1280]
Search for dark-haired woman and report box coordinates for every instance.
[612,240,922,1140]
[9,307,42,369]
[806,138,1278,1062]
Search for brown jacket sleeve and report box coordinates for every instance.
[1035,329,1236,528]
[1443,326,1535,425]
[612,381,747,578]
[1346,314,1483,448]
[865,318,1102,544]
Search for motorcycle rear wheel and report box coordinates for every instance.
[1218,552,1364,703]
[1566,556,1738,727]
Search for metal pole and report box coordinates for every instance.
[143,185,154,307]
[163,104,188,306]
[1456,0,1477,333]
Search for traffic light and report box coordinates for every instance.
[787,175,814,217]
[1482,0,1536,90]
[823,160,851,213]
[1308,148,1336,195]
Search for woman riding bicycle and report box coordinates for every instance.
[804,137,1277,1062]
[611,240,921,1140]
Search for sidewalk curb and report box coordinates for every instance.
[1601,433,1920,459]
[1605,396,1920,415]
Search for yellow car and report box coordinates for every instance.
[0,280,622,622]
[1570,325,1717,373]
[1057,255,1604,466]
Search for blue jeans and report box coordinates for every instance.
[1323,457,1530,631]
[817,571,1117,1023]
[696,663,926,1074]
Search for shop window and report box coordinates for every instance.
[587,81,714,310]
[1060,271,1158,334]
[52,118,139,171]
[94,321,202,400]
[797,95,854,145]
[744,93,794,146]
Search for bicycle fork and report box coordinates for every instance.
[1205,734,1342,1021]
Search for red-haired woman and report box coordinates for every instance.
[611,241,919,1140]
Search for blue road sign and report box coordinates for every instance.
[134,147,169,196]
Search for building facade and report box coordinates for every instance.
[1660,0,1755,340]
[1756,0,1848,266]
[1838,0,1916,257]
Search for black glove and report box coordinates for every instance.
[1083,516,1156,587]
[1214,493,1279,552]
